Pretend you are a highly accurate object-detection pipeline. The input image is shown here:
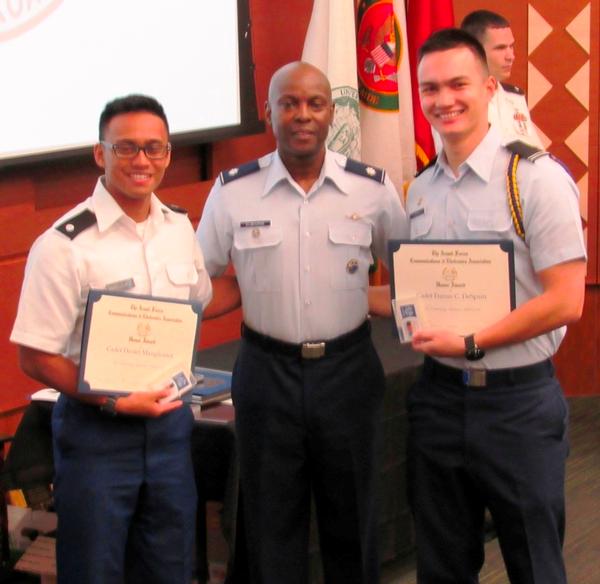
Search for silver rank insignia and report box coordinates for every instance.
[346,259,359,274]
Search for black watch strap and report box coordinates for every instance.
[464,334,485,361]
[100,396,119,416]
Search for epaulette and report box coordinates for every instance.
[505,141,547,162]
[344,158,385,183]
[164,202,188,214]
[501,82,525,96]
[415,156,437,178]
[55,209,97,240]
[219,160,261,185]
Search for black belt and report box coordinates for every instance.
[241,320,371,360]
[423,356,554,388]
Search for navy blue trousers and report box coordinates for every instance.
[408,360,569,583]
[232,332,385,584]
[52,396,197,584]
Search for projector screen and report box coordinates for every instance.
[0,0,261,167]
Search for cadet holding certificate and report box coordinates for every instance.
[10,96,226,583]
[396,29,585,584]
[369,28,586,583]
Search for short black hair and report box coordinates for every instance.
[418,27,488,71]
[98,94,169,140]
[461,10,511,43]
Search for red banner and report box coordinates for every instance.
[406,0,454,169]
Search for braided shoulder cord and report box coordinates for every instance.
[506,152,526,240]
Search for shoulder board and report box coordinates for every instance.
[219,160,261,185]
[505,141,547,162]
[344,158,385,183]
[415,156,437,178]
[55,209,97,240]
[164,202,188,214]
[501,82,525,95]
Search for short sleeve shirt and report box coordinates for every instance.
[197,149,408,343]
[11,178,212,364]
[406,126,585,368]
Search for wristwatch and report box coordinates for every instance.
[464,334,485,361]
[99,396,119,416]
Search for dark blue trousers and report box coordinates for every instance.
[232,331,385,584]
[52,396,196,584]
[408,360,569,583]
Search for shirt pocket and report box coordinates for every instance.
[466,207,512,237]
[165,262,199,298]
[410,210,433,240]
[328,220,372,290]
[233,225,283,291]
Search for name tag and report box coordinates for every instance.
[409,208,425,219]
[240,220,271,228]
[105,277,135,291]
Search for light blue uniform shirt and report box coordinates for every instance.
[197,149,408,343]
[407,127,586,369]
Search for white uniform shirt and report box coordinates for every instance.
[488,82,543,149]
[407,126,585,369]
[11,178,212,364]
[197,149,408,343]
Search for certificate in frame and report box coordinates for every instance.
[388,240,516,336]
[78,290,202,396]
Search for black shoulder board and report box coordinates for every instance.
[164,203,188,214]
[505,141,547,162]
[55,209,97,240]
[415,156,437,177]
[501,82,525,95]
[219,160,260,185]
[345,158,385,183]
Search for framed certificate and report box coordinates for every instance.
[389,240,515,336]
[78,290,202,396]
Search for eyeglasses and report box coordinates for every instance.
[101,141,171,160]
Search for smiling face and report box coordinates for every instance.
[265,62,334,169]
[481,26,515,82]
[93,111,171,217]
[418,45,496,151]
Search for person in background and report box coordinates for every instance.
[10,94,234,583]
[397,28,585,583]
[461,9,544,148]
[196,61,408,584]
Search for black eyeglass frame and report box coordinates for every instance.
[100,141,172,160]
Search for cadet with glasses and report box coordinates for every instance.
[11,94,214,583]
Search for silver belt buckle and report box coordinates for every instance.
[301,342,326,359]
[463,368,487,388]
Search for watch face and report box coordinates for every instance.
[466,347,485,361]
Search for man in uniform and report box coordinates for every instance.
[405,29,586,583]
[462,9,544,148]
[11,95,214,583]
[196,61,408,584]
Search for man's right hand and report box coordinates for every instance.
[112,388,183,417]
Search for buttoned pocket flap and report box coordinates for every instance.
[328,220,372,247]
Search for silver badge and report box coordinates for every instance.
[346,259,359,274]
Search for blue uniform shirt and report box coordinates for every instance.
[407,127,586,369]
[197,149,408,343]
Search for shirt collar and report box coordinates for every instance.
[432,126,503,184]
[91,177,165,232]
[262,149,346,197]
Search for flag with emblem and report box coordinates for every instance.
[406,0,454,170]
[357,0,415,193]
[302,0,361,159]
